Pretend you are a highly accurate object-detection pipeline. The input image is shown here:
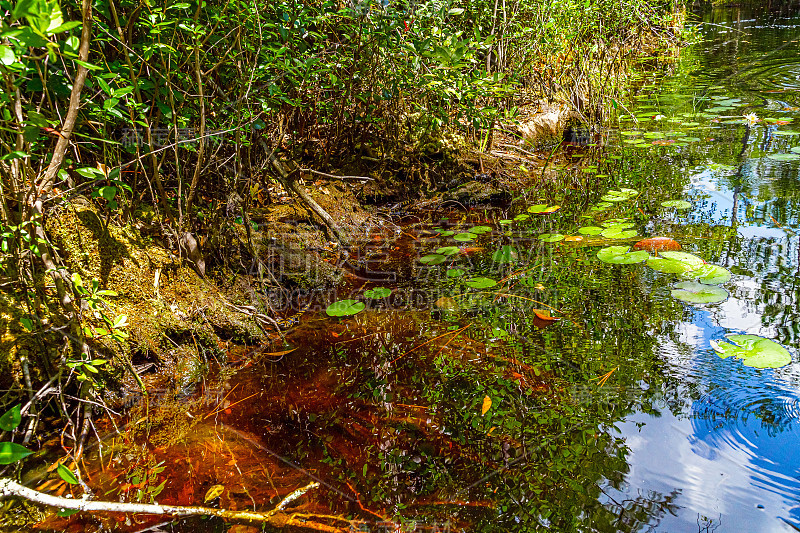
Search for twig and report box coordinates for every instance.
[300,168,374,181]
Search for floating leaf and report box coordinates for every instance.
[600,226,638,239]
[0,442,33,464]
[57,509,80,517]
[791,147,800,154]
[481,395,492,415]
[528,204,561,214]
[711,334,791,369]
[620,131,643,136]
[468,226,492,234]
[680,264,731,285]
[0,405,21,432]
[671,281,728,304]
[454,232,477,242]
[597,246,649,264]
[492,245,518,263]
[661,199,692,209]
[601,220,632,228]
[325,299,365,317]
[773,130,800,136]
[633,237,681,252]
[204,484,226,502]
[564,235,584,242]
[578,226,604,235]
[363,287,392,299]
[514,214,530,221]
[436,230,455,236]
[601,188,638,202]
[446,268,465,278]
[532,309,560,327]
[767,153,800,161]
[538,233,564,242]
[499,219,513,225]
[436,246,461,256]
[465,277,497,289]
[57,464,79,485]
[420,254,446,265]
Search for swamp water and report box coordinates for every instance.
[48,6,800,533]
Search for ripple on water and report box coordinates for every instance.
[691,378,800,499]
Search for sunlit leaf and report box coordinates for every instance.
[680,263,731,285]
[420,254,446,265]
[436,246,461,256]
[57,464,79,485]
[453,232,477,242]
[661,199,692,209]
[465,277,497,289]
[578,226,603,235]
[467,226,492,234]
[325,299,365,317]
[538,233,564,242]
[0,442,33,464]
[481,395,492,415]
[363,287,391,299]
[711,334,791,369]
[492,245,518,263]
[671,281,728,304]
[0,405,21,432]
[596,246,649,264]
[204,484,225,502]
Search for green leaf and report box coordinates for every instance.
[446,268,465,278]
[420,254,446,265]
[491,245,518,263]
[671,281,728,304]
[528,204,560,214]
[325,299,365,317]
[680,264,731,285]
[465,277,497,289]
[363,287,391,299]
[20,318,34,332]
[467,225,492,234]
[596,246,649,264]
[453,232,477,242]
[767,153,800,161]
[538,233,564,242]
[435,246,461,256]
[661,199,692,209]
[711,334,792,369]
[0,441,33,464]
[56,508,80,517]
[57,464,80,484]
[0,45,16,66]
[0,405,21,431]
[578,226,603,235]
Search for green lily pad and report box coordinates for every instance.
[363,287,392,299]
[711,334,792,369]
[468,225,493,234]
[420,254,447,265]
[446,268,465,278]
[671,281,728,304]
[538,233,565,242]
[454,232,477,242]
[661,199,692,209]
[600,226,638,239]
[791,147,800,154]
[578,226,604,235]
[326,299,366,317]
[681,122,701,127]
[514,214,530,222]
[528,204,561,214]
[767,153,800,161]
[772,130,800,136]
[499,219,513,225]
[597,246,649,264]
[601,188,638,202]
[621,130,643,136]
[436,246,461,256]
[643,132,665,139]
[435,230,455,236]
[492,245,519,263]
[647,251,705,274]
[465,277,497,289]
[601,221,634,229]
[680,263,731,285]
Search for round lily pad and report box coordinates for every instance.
[436,230,455,236]
[514,214,530,222]
[499,219,513,225]
[326,299,366,317]
[420,254,447,265]
[597,245,649,264]
[465,277,497,289]
[538,233,565,242]
[767,153,800,161]
[446,268,465,278]
[791,147,800,154]
[711,334,792,369]
[600,227,638,239]
[492,245,519,263]
[364,287,392,299]
[454,232,477,242]
[436,246,461,256]
[773,130,800,136]
[468,225,493,234]
[680,263,731,285]
[528,204,561,214]
[671,281,728,304]
[621,130,643,136]
[578,226,604,235]
[661,199,692,209]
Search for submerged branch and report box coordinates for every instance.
[0,479,357,531]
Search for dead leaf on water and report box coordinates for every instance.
[481,395,492,416]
